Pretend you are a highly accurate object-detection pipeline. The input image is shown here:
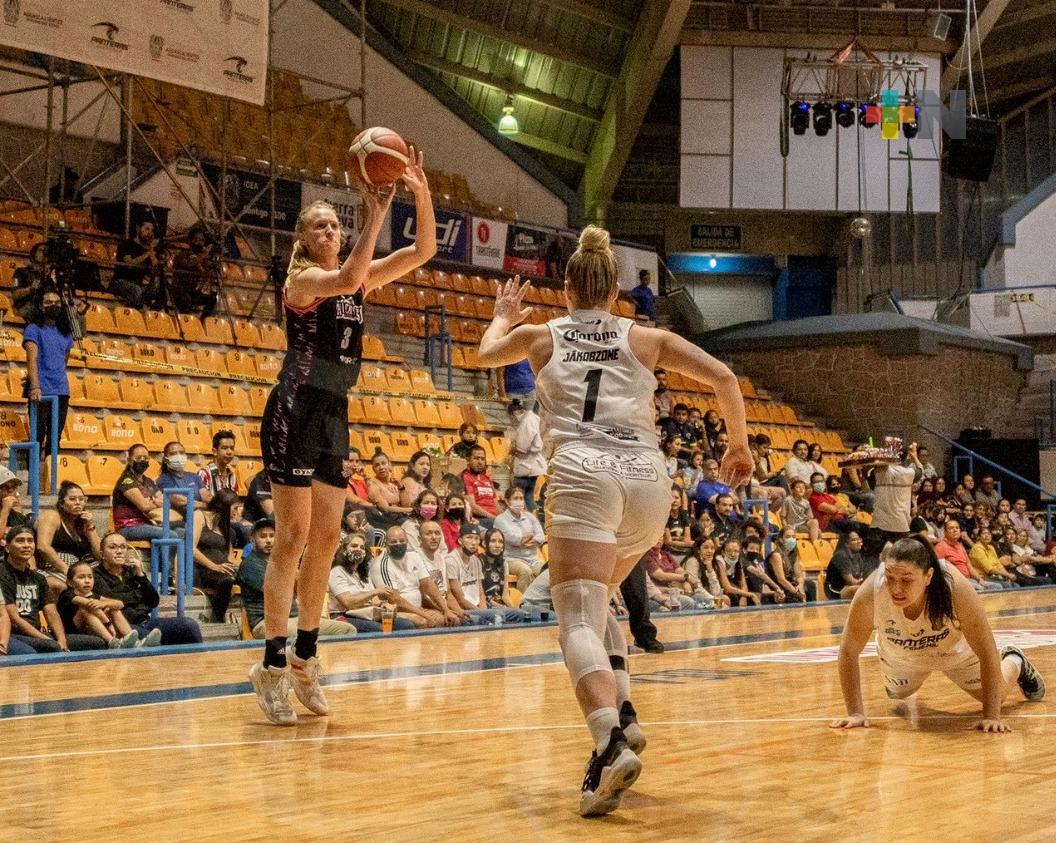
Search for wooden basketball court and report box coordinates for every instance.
[3,590,1056,840]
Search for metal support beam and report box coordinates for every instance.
[580,0,692,224]
[988,75,1056,108]
[532,0,632,33]
[505,131,587,164]
[681,29,952,53]
[942,0,1015,94]
[372,0,618,78]
[993,0,1056,30]
[981,37,1056,74]
[405,50,603,122]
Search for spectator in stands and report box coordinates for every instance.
[711,430,731,464]
[956,501,978,536]
[35,480,101,595]
[767,526,815,602]
[480,529,528,620]
[24,287,73,461]
[917,446,938,480]
[0,465,29,545]
[112,443,185,545]
[809,472,866,535]
[682,536,730,607]
[502,359,536,407]
[968,526,1018,589]
[701,410,725,456]
[170,223,219,317]
[0,526,102,652]
[1008,528,1055,585]
[805,443,828,477]
[92,531,202,645]
[782,479,821,541]
[0,587,34,655]
[12,243,49,321]
[862,443,920,562]
[665,487,697,562]
[327,534,414,632]
[372,526,452,628]
[660,404,697,449]
[494,485,544,591]
[824,531,867,600]
[629,269,656,323]
[932,477,953,507]
[714,536,759,607]
[194,489,242,623]
[243,469,273,524]
[915,478,936,508]
[740,535,786,604]
[416,520,473,625]
[643,538,717,611]
[155,441,208,553]
[748,440,786,509]
[198,430,240,497]
[654,368,674,421]
[56,561,145,649]
[661,436,682,479]
[446,524,518,625]
[342,447,372,513]
[110,219,160,306]
[784,440,815,486]
[975,475,1001,512]
[399,450,434,508]
[401,489,440,553]
[712,493,740,542]
[461,445,499,528]
[520,567,553,614]
[694,458,735,517]
[956,474,976,504]
[681,450,706,500]
[1010,499,1046,553]
[448,423,480,460]
[240,518,354,639]
[365,450,411,530]
[935,520,999,592]
[507,399,546,512]
[917,502,946,545]
[440,492,470,551]
[751,433,787,492]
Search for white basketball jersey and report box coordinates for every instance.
[873,561,973,669]
[535,309,658,453]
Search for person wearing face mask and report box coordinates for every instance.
[113,444,188,547]
[494,486,545,591]
[766,526,816,602]
[713,537,760,607]
[808,472,867,535]
[440,493,470,551]
[156,440,209,548]
[400,489,441,554]
[239,519,355,639]
[480,529,529,621]
[370,527,452,628]
[327,534,416,632]
[448,423,480,460]
[23,287,74,462]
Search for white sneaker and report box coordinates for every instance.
[286,646,329,716]
[136,628,163,648]
[249,662,297,726]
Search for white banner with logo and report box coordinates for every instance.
[471,216,508,271]
[301,183,364,241]
[0,0,269,104]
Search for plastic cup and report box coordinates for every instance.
[381,606,395,633]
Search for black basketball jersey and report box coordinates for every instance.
[279,290,364,397]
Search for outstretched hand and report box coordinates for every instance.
[974,718,1011,733]
[401,145,429,196]
[829,713,870,729]
[493,275,533,326]
[718,445,754,489]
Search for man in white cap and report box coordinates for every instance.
[0,466,30,538]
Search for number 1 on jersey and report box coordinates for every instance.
[581,368,603,422]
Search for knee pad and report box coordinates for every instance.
[552,579,611,685]
[602,610,628,661]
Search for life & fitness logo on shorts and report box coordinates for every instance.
[91,21,130,51]
[581,453,658,481]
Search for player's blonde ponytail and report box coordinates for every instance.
[286,200,338,281]
[565,224,618,309]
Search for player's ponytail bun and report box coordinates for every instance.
[886,536,954,630]
[565,224,618,309]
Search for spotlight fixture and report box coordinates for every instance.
[790,101,810,135]
[901,103,920,138]
[859,102,881,127]
[835,101,856,128]
[812,101,833,136]
[497,94,519,135]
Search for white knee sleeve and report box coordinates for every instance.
[602,610,628,661]
[552,579,611,685]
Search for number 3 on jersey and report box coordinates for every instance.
[340,326,353,350]
[581,368,603,422]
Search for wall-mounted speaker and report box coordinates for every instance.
[945,116,998,182]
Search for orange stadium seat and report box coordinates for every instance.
[62,412,102,450]
[0,293,21,324]
[388,397,417,427]
[187,383,222,415]
[361,429,391,459]
[176,314,205,343]
[224,350,257,379]
[79,374,128,409]
[0,327,25,362]
[0,227,17,251]
[408,369,435,394]
[413,399,442,428]
[142,417,178,452]
[113,307,147,337]
[243,422,261,455]
[358,364,388,392]
[84,304,116,334]
[389,431,418,463]
[0,369,22,402]
[164,345,194,370]
[203,316,235,345]
[797,539,823,570]
[194,348,226,376]
[254,354,281,380]
[142,310,178,340]
[362,335,385,361]
[0,258,17,288]
[153,381,188,413]
[435,401,463,429]
[385,367,411,394]
[258,322,286,351]
[85,454,124,496]
[362,396,391,424]
[45,455,91,492]
[0,408,27,442]
[348,429,366,456]
[488,437,509,464]
[234,458,262,489]
[247,386,269,416]
[395,313,424,337]
[131,342,165,369]
[103,415,139,450]
[119,377,155,409]
[348,397,365,424]
[177,419,211,454]
[217,384,252,416]
[233,319,262,348]
[16,229,42,252]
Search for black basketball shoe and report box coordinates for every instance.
[579,726,642,817]
[1001,645,1046,701]
[619,700,647,755]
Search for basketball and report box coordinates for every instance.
[347,126,409,187]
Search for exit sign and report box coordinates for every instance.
[691,224,741,250]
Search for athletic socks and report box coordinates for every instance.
[586,707,620,754]
[294,627,320,661]
[609,655,632,707]
[263,636,288,669]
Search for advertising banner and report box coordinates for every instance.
[0,0,269,104]
[201,163,301,232]
[470,216,507,271]
[391,200,468,263]
[301,183,364,241]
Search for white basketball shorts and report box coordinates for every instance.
[544,445,670,560]
[879,653,982,699]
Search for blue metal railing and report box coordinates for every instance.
[6,396,60,519]
[423,303,453,392]
[149,486,196,618]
